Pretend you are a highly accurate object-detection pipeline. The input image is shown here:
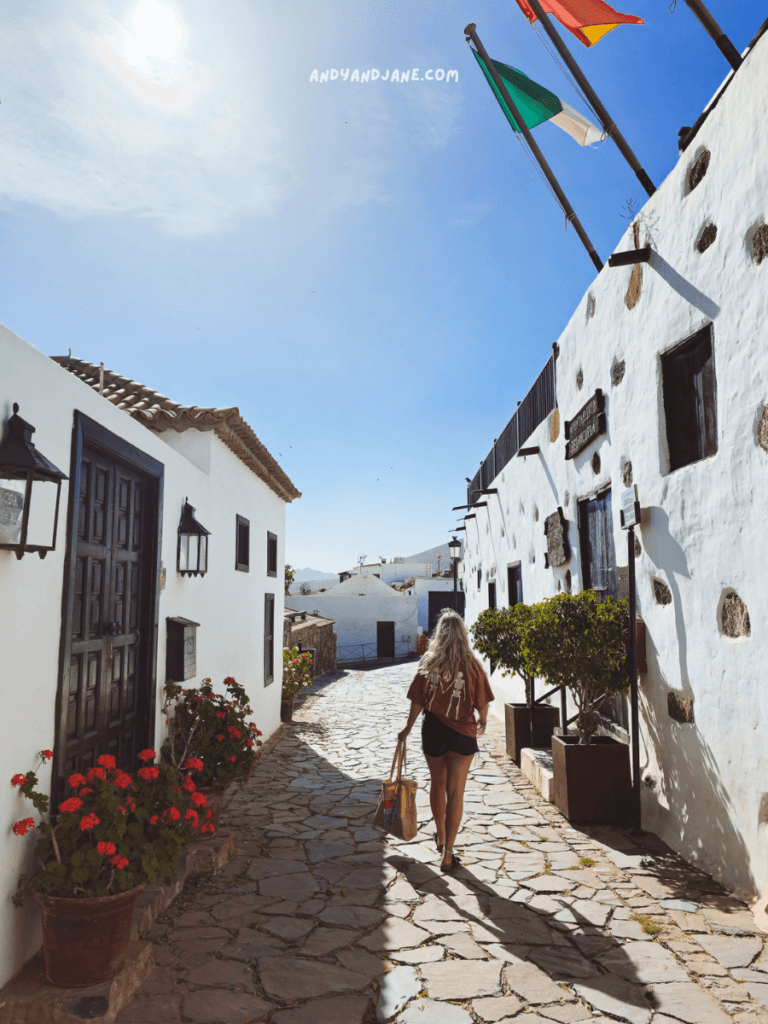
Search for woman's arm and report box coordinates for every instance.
[398,701,423,743]
[476,702,488,736]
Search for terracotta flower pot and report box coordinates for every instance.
[280,696,295,723]
[34,883,145,987]
[196,785,227,830]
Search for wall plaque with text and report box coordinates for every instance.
[564,389,606,460]
[544,507,570,567]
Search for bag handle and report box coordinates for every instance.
[389,737,407,781]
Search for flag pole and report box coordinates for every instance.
[681,0,742,71]
[465,23,603,273]
[523,0,655,197]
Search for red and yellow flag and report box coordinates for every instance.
[514,0,644,47]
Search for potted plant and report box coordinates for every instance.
[162,675,263,828]
[522,589,631,824]
[281,647,313,722]
[470,604,560,764]
[11,748,211,987]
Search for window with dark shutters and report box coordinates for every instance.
[662,325,717,472]
[267,532,277,577]
[264,594,274,685]
[508,564,522,607]
[235,515,250,572]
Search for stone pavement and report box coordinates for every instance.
[116,661,768,1024]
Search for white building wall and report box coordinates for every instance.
[287,575,418,659]
[465,35,768,900]
[412,576,462,634]
[0,324,288,988]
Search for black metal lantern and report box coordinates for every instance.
[177,498,210,577]
[448,536,462,561]
[0,403,68,560]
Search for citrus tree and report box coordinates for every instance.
[470,603,534,701]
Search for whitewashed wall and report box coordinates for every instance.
[411,576,462,634]
[287,573,418,659]
[0,324,288,988]
[465,35,768,900]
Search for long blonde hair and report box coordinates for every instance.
[419,609,480,680]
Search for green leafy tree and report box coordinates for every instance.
[285,564,296,595]
[521,590,629,745]
[470,604,534,701]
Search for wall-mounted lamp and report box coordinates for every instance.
[177,498,210,577]
[0,403,68,560]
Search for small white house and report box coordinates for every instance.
[463,28,768,901]
[287,572,418,661]
[0,332,299,989]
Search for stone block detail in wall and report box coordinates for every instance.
[611,360,626,386]
[626,264,642,310]
[697,223,717,253]
[653,578,672,605]
[758,406,768,453]
[564,491,570,506]
[721,591,751,638]
[587,293,596,318]
[622,460,633,486]
[668,692,695,724]
[576,368,583,390]
[686,148,710,194]
[591,452,601,475]
[550,407,560,442]
[752,223,768,265]
[565,569,572,594]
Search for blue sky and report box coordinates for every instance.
[0,0,762,572]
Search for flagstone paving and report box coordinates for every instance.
[116,661,768,1024]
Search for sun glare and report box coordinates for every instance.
[128,0,183,62]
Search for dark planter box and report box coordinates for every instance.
[552,734,631,825]
[504,703,561,764]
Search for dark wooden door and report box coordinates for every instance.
[508,564,523,606]
[376,621,395,659]
[427,591,466,634]
[578,489,626,728]
[57,415,162,797]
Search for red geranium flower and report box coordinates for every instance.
[257,741,263,747]
[149,814,158,825]
[97,754,116,769]
[97,841,116,856]
[227,756,236,763]
[68,773,87,788]
[116,804,127,815]
[78,787,94,796]
[12,817,35,836]
[246,739,254,747]
[60,797,83,813]
[163,806,181,822]
[138,749,156,762]
[11,773,27,787]
[216,734,224,742]
[182,776,196,792]
[110,854,129,870]
[200,823,216,834]
[113,773,133,789]
[80,813,100,831]
[138,766,159,781]
[40,750,54,761]
[191,792,207,808]
[184,808,198,823]
[87,767,106,783]
[184,758,204,772]
[227,726,241,738]
[216,711,225,719]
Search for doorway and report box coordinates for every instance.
[376,621,395,658]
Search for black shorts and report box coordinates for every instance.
[421,711,478,758]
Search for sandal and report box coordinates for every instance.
[433,831,444,854]
[440,854,461,874]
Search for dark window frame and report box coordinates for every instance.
[661,324,718,473]
[235,515,250,572]
[264,593,275,685]
[266,531,277,577]
[507,563,523,607]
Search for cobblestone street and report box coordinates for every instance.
[117,662,768,1024]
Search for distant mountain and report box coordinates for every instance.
[402,540,464,567]
[292,567,337,581]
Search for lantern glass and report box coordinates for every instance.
[189,534,200,571]
[199,535,208,573]
[0,476,59,550]
[178,533,189,572]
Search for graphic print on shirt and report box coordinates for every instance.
[425,670,466,720]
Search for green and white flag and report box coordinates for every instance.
[473,49,604,147]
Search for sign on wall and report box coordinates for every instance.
[544,507,570,567]
[564,389,606,460]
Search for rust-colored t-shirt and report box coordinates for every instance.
[406,659,494,738]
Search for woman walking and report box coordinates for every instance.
[398,609,494,873]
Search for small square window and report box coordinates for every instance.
[267,531,277,577]
[662,325,717,472]
[235,515,250,572]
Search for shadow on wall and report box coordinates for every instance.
[648,250,721,321]
[640,507,692,692]
[639,617,755,897]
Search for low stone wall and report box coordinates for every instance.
[283,615,337,678]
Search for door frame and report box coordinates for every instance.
[53,411,164,801]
